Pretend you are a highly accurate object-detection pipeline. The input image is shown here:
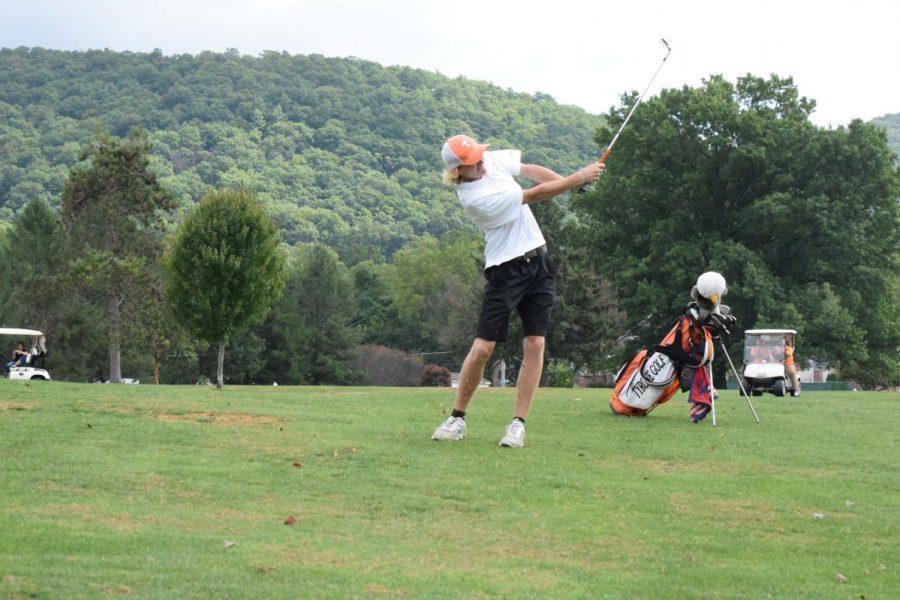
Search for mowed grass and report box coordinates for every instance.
[1,381,897,599]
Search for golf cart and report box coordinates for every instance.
[741,329,796,397]
[1,328,51,381]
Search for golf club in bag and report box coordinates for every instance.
[580,38,671,192]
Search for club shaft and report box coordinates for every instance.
[606,45,671,153]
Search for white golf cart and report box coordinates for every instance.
[741,329,796,397]
[1,328,51,381]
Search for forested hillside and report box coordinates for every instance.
[872,112,900,160]
[0,47,602,259]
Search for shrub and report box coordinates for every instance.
[545,361,575,388]
[353,344,424,386]
[420,364,451,387]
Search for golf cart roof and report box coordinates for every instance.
[745,329,797,335]
[0,328,44,336]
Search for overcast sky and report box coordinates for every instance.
[3,0,898,127]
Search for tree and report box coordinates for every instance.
[530,200,627,374]
[1,198,110,382]
[385,232,483,363]
[137,275,188,384]
[166,187,286,388]
[576,74,900,386]
[267,244,360,384]
[1,198,66,330]
[61,129,174,382]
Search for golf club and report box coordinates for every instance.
[719,339,761,424]
[580,38,671,192]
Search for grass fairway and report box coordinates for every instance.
[1,381,897,599]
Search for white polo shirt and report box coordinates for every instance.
[454,150,546,268]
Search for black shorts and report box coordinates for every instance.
[477,253,556,342]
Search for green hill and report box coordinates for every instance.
[0,47,603,258]
[871,112,900,161]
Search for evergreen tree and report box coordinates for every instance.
[61,129,174,382]
[268,244,360,384]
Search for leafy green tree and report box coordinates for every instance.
[384,232,483,363]
[61,129,174,383]
[166,187,286,388]
[576,74,900,386]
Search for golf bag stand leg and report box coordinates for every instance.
[719,340,760,424]
[709,362,717,427]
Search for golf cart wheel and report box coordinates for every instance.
[773,379,786,397]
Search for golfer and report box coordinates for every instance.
[431,134,603,447]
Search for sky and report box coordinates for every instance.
[3,0,899,128]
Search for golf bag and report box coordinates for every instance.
[609,348,679,414]
[610,305,720,419]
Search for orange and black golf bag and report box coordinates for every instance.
[610,303,734,422]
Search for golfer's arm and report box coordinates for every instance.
[519,163,562,183]
[521,171,587,204]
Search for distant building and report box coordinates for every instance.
[797,359,833,383]
[450,372,491,388]
[576,372,615,388]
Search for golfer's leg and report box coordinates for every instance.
[454,338,495,412]
[514,335,545,419]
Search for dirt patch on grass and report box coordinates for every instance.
[87,582,132,595]
[257,543,354,569]
[0,401,36,411]
[30,503,149,533]
[157,412,282,426]
[366,583,410,597]
[668,491,779,528]
[92,404,142,416]
[626,457,742,475]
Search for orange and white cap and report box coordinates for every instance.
[442,134,489,168]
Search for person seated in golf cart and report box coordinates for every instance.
[749,336,781,363]
[4,340,29,374]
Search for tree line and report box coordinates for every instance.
[0,48,897,388]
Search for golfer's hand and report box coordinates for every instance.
[580,161,604,184]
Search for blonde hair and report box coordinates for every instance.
[441,167,461,186]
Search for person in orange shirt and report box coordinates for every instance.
[784,336,800,397]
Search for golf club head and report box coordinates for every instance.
[660,38,671,51]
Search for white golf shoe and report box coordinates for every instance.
[499,419,525,448]
[431,416,466,441]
